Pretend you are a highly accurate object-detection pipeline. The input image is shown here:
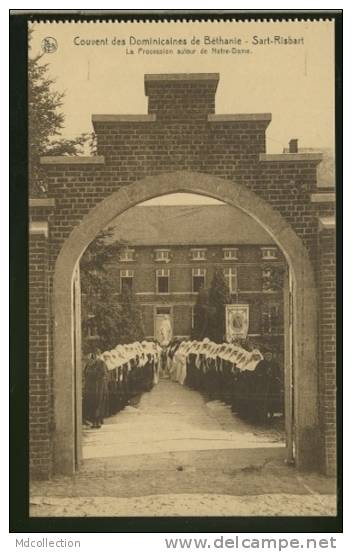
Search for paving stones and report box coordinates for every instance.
[30,493,336,517]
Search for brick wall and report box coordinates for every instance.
[28,73,335,478]
[43,141,319,272]
[318,228,336,475]
[29,231,51,479]
[41,76,320,271]
[145,74,218,121]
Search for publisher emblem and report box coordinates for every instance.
[41,37,58,54]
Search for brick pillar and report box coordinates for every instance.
[29,222,51,479]
[318,222,336,476]
[144,73,219,121]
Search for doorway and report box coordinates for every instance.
[52,171,319,475]
[154,307,173,344]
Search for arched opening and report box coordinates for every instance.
[53,171,319,475]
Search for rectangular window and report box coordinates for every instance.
[87,314,99,339]
[120,248,135,262]
[191,306,195,329]
[191,248,207,261]
[261,302,281,334]
[223,248,238,260]
[156,306,171,315]
[192,268,206,292]
[156,268,170,294]
[154,249,170,262]
[270,304,280,332]
[87,324,98,339]
[224,267,238,293]
[262,267,278,291]
[261,247,278,260]
[120,269,134,292]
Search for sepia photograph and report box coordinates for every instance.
[21,14,339,522]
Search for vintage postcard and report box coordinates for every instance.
[21,13,339,524]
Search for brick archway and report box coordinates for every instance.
[53,170,318,475]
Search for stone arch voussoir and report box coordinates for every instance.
[53,171,318,474]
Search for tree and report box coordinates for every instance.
[207,269,230,343]
[80,228,122,353]
[80,229,144,353]
[115,288,144,345]
[28,28,90,196]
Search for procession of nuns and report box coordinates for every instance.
[83,338,284,429]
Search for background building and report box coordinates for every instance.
[106,204,285,356]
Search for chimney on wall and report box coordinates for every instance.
[289,139,298,153]
[144,73,219,121]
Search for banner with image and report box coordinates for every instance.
[226,304,249,342]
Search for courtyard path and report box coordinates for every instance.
[30,380,336,517]
[82,379,285,460]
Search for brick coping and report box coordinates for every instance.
[92,114,156,123]
[40,156,105,165]
[209,114,272,122]
[29,198,56,207]
[311,193,335,203]
[259,153,323,162]
[145,73,219,82]
[92,113,271,123]
[29,221,48,237]
[318,216,335,230]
